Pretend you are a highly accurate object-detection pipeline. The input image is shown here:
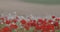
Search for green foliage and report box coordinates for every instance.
[0,24,5,28]
[21,0,60,4]
[12,30,16,32]
[58,30,60,32]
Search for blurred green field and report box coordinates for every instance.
[21,0,60,4]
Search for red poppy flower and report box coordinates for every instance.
[6,20,11,24]
[52,16,55,19]
[37,19,43,25]
[24,24,30,30]
[43,18,47,21]
[10,24,18,29]
[0,17,4,20]
[50,25,54,30]
[46,24,51,30]
[42,30,47,32]
[32,20,37,26]
[54,21,59,26]
[38,19,43,22]
[13,19,17,23]
[47,24,54,31]
[27,20,33,26]
[55,18,60,21]
[1,27,11,32]
[35,24,41,30]
[20,19,26,24]
[16,16,19,19]
[41,25,47,31]
[0,17,4,22]
[48,20,53,23]
[27,22,31,27]
[42,21,47,25]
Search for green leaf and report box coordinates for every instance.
[58,30,60,32]
[27,27,35,32]
[0,24,5,28]
[12,30,16,32]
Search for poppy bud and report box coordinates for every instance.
[6,20,11,24]
[13,19,17,23]
[52,16,55,19]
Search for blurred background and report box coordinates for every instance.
[0,0,60,17]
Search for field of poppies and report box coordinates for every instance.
[0,12,60,32]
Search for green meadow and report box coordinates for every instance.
[21,0,60,4]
